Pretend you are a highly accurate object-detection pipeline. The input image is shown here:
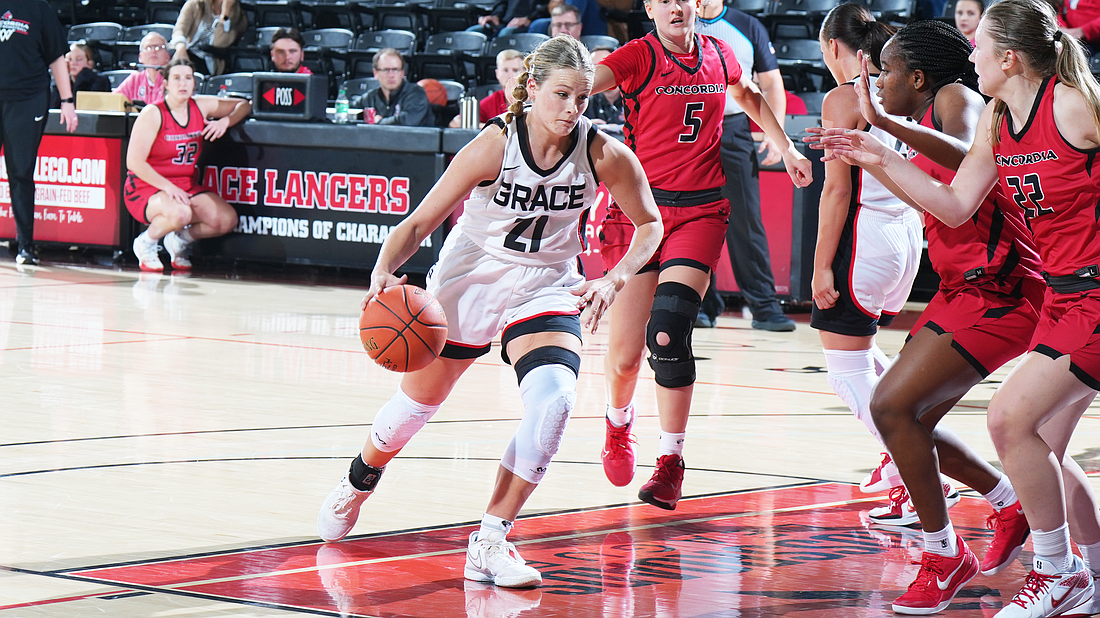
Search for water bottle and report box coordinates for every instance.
[335,87,349,124]
[459,94,478,129]
[217,84,228,99]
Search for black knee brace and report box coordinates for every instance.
[514,346,581,385]
[646,281,701,388]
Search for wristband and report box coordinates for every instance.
[60,97,75,104]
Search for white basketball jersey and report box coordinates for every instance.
[456,114,600,266]
[855,79,908,216]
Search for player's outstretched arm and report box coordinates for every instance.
[729,73,812,188]
[363,125,506,307]
[573,133,663,333]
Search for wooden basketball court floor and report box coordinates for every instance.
[4,260,1100,617]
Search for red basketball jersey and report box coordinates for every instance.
[600,32,741,192]
[994,76,1100,277]
[907,102,1041,290]
[148,98,206,182]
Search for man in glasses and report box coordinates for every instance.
[270,28,312,74]
[114,32,172,105]
[362,49,432,126]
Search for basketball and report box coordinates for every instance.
[359,284,448,373]
[418,78,448,107]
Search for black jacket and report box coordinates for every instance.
[362,80,434,127]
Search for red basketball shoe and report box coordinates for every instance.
[981,501,1029,575]
[602,415,637,487]
[638,454,684,510]
[892,535,979,615]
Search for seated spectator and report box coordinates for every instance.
[362,49,433,127]
[52,43,110,107]
[127,58,251,272]
[270,27,312,74]
[114,32,171,105]
[584,48,623,132]
[469,0,545,37]
[448,49,522,127]
[171,0,248,75]
[529,3,585,38]
[530,0,608,36]
[953,0,983,44]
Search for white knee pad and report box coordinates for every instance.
[823,348,883,445]
[503,363,577,484]
[370,389,441,453]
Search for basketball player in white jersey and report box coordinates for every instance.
[814,3,936,522]
[315,36,663,588]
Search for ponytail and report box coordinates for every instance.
[820,2,896,70]
[984,0,1100,146]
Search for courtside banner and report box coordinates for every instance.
[0,136,122,246]
[197,142,445,272]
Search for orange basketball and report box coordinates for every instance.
[359,284,448,372]
[418,78,448,106]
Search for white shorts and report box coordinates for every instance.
[427,231,585,357]
[811,207,922,337]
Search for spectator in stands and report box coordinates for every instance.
[449,49,522,127]
[270,27,312,74]
[171,0,248,75]
[953,0,983,43]
[530,4,586,38]
[362,49,433,127]
[114,32,171,105]
[51,43,110,108]
[584,48,623,132]
[1048,0,1100,50]
[470,0,543,37]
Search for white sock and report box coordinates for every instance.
[177,227,196,243]
[658,431,685,457]
[823,348,883,444]
[924,522,958,557]
[1079,540,1100,576]
[607,402,633,428]
[871,344,892,376]
[982,474,1018,511]
[137,230,157,245]
[1032,523,1073,572]
[477,513,513,542]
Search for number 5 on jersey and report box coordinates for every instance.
[679,102,704,143]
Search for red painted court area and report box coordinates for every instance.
[72,483,1031,617]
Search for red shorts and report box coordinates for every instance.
[599,198,730,274]
[910,277,1044,377]
[123,173,213,225]
[1030,287,1100,390]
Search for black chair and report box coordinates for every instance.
[419,0,485,35]
[353,28,417,52]
[249,25,286,48]
[419,31,484,83]
[762,0,836,39]
[101,69,137,89]
[579,34,619,51]
[729,0,769,16]
[865,0,914,24]
[479,33,546,83]
[343,76,380,106]
[373,4,424,38]
[249,0,304,28]
[796,90,826,115]
[300,0,367,31]
[301,27,355,79]
[67,22,124,69]
[469,82,500,100]
[205,72,254,97]
[146,0,183,25]
[438,78,464,100]
[773,37,831,92]
[105,1,145,27]
[425,30,486,54]
[408,50,469,83]
[227,47,271,72]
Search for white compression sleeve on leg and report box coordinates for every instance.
[370,388,442,453]
[503,364,576,484]
[823,348,884,445]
